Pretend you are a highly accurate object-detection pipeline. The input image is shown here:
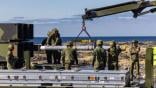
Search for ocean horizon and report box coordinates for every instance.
[32,36,156,44]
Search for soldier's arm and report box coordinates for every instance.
[55,37,62,45]
[7,51,14,58]
[137,47,140,53]
[46,36,52,45]
[132,46,140,54]
[6,51,11,61]
[41,38,47,45]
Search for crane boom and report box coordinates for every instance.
[82,0,156,20]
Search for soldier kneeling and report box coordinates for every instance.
[6,44,24,69]
[6,44,17,69]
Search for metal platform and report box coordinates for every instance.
[0,70,130,88]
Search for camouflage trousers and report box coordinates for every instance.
[130,57,140,80]
[46,50,53,64]
[108,55,118,70]
[108,61,118,70]
[53,51,61,64]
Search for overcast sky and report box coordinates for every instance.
[0,0,156,37]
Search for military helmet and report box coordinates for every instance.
[8,44,14,50]
[66,41,73,46]
[52,28,59,33]
[132,40,138,43]
[96,40,103,45]
[110,41,116,46]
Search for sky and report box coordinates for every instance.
[0,0,156,37]
[0,0,132,20]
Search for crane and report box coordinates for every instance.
[78,0,156,42]
[82,0,156,20]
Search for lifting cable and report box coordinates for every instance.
[75,19,92,40]
[73,19,95,49]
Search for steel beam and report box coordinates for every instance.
[40,45,110,50]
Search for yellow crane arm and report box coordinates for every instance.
[83,1,156,20]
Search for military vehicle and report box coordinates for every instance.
[0,23,34,69]
[0,0,156,88]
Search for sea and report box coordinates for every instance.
[31,36,156,44]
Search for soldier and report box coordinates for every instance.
[46,28,62,64]
[53,28,62,64]
[6,44,16,69]
[45,31,54,64]
[92,40,106,70]
[116,44,122,70]
[61,41,78,70]
[129,40,140,80]
[107,41,118,70]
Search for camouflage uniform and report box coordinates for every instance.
[45,31,54,64]
[53,28,62,64]
[6,44,16,69]
[108,41,118,70]
[61,42,78,70]
[92,40,106,70]
[116,45,122,70]
[129,40,140,80]
[46,28,62,64]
